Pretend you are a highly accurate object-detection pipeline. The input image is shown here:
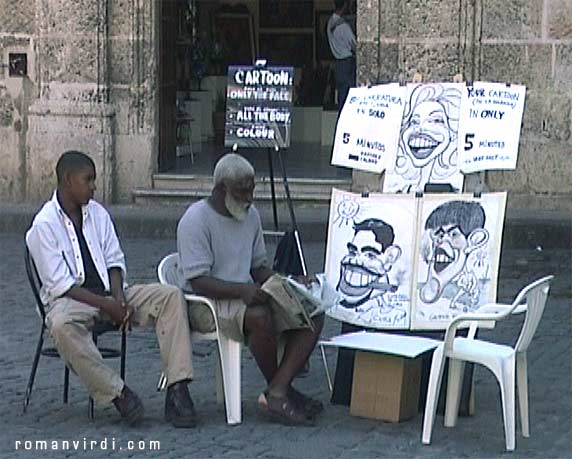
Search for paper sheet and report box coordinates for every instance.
[319,331,440,358]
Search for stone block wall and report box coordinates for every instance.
[480,0,572,209]
[0,0,158,204]
[0,0,36,202]
[106,0,157,202]
[356,0,572,210]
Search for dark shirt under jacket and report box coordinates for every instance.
[73,223,106,295]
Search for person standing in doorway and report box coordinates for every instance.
[327,0,357,112]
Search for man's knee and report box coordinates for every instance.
[48,314,81,343]
[159,284,182,300]
[159,285,187,312]
[188,301,216,334]
[244,305,273,334]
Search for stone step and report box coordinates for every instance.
[134,174,351,208]
[132,187,336,209]
[151,173,351,195]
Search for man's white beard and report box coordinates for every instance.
[225,192,250,221]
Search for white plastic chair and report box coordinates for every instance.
[422,275,554,451]
[157,253,242,425]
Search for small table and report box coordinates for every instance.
[320,332,440,422]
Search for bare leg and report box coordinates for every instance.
[244,305,278,384]
[268,314,324,397]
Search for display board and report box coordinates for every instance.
[331,84,406,174]
[458,82,526,173]
[324,189,507,330]
[383,83,465,193]
[225,65,294,148]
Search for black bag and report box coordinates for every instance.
[272,231,304,276]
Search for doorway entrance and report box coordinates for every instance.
[157,0,354,180]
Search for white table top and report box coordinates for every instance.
[319,331,440,358]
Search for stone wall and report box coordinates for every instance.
[0,0,36,202]
[0,0,157,204]
[356,0,571,211]
[108,0,157,202]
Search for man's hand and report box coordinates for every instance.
[119,302,135,332]
[101,298,133,330]
[293,274,316,288]
[239,284,270,306]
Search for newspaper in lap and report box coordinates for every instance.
[261,273,340,331]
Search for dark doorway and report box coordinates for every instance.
[158,0,177,172]
[157,0,351,180]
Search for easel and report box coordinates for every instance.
[229,60,307,276]
[231,142,308,276]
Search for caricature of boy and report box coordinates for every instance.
[420,200,489,310]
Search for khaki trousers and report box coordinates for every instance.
[45,284,193,404]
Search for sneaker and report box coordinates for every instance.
[165,381,197,428]
[112,385,144,426]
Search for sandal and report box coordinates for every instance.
[258,391,315,426]
[288,387,324,417]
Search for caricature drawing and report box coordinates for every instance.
[419,200,489,311]
[337,218,403,317]
[393,84,462,192]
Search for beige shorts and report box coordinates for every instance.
[187,298,297,344]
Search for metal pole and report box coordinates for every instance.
[267,147,279,231]
[275,146,307,275]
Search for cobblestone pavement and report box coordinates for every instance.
[1,234,570,459]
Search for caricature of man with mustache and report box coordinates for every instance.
[337,218,402,314]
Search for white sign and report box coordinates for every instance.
[331,84,406,174]
[459,82,526,173]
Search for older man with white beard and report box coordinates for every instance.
[177,153,324,426]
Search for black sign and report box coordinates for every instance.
[225,65,294,148]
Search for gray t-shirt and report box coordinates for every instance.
[177,199,268,291]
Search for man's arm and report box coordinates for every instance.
[108,267,126,303]
[191,276,269,306]
[101,208,127,277]
[251,266,274,285]
[345,22,357,53]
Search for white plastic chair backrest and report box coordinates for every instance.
[157,253,180,288]
[514,275,554,353]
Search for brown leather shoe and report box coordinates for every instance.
[165,381,197,428]
[112,385,144,426]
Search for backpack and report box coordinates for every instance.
[272,231,304,276]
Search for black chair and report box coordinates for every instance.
[23,247,126,419]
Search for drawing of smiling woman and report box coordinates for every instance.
[395,84,462,191]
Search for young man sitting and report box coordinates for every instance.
[26,151,196,427]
